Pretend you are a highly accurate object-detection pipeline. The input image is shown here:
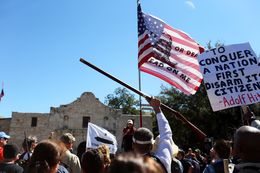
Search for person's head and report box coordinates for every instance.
[97,144,111,167]
[107,153,164,173]
[127,119,134,128]
[0,131,10,147]
[194,149,201,157]
[60,133,75,150]
[132,127,154,154]
[77,141,86,163]
[48,131,55,139]
[177,150,185,160]
[26,140,61,173]
[22,135,38,152]
[81,148,105,173]
[233,125,260,162]
[3,143,19,161]
[107,153,145,173]
[212,139,231,160]
[187,148,192,154]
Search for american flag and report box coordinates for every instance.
[0,89,4,101]
[137,2,204,95]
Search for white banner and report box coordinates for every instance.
[86,123,118,154]
[198,42,260,111]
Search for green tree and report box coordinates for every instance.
[157,83,242,150]
[105,87,139,114]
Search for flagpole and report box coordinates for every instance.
[137,0,142,127]
[80,58,207,141]
[138,70,143,127]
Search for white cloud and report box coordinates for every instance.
[185,1,196,9]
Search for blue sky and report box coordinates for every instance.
[1,0,260,117]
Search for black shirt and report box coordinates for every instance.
[0,162,24,173]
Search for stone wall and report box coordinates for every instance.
[9,112,50,147]
[5,92,152,153]
[0,118,11,133]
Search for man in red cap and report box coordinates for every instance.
[122,119,136,152]
[0,131,10,162]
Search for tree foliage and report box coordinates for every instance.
[105,87,139,114]
[157,83,243,150]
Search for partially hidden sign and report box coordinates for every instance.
[198,43,260,111]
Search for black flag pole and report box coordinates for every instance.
[80,58,207,141]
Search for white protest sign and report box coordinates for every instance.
[198,42,260,111]
[86,122,118,154]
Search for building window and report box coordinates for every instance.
[82,116,90,128]
[31,117,37,127]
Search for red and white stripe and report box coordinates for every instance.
[138,24,204,95]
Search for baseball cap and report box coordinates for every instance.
[0,131,10,139]
[127,119,133,124]
[60,133,76,144]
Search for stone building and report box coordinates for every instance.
[0,92,152,152]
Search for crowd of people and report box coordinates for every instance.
[0,97,259,173]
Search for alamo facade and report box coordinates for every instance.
[0,92,152,152]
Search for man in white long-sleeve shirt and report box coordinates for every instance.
[132,97,174,173]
